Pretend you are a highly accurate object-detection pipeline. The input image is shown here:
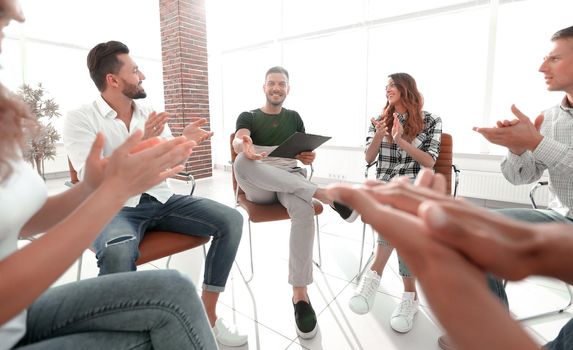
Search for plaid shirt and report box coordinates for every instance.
[501,96,573,218]
[366,111,442,182]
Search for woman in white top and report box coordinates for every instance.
[0,1,216,349]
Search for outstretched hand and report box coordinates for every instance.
[183,118,214,145]
[241,135,267,160]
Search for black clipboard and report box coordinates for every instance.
[268,132,331,159]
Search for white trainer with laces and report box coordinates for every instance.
[348,269,381,314]
[390,292,419,333]
[213,318,248,347]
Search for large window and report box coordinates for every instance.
[283,29,367,146]
[207,0,573,160]
[366,7,489,152]
[2,0,165,134]
[488,0,572,154]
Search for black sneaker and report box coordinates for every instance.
[330,201,359,223]
[293,299,318,339]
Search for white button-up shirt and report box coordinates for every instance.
[63,95,174,207]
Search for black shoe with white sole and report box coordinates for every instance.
[330,201,359,223]
[293,299,318,339]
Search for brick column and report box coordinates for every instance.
[159,0,212,179]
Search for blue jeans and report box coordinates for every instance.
[546,318,573,350]
[376,177,415,277]
[377,236,412,277]
[488,208,573,348]
[94,193,243,292]
[15,270,216,349]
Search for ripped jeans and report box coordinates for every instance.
[93,193,243,292]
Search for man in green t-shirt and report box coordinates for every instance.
[232,66,356,340]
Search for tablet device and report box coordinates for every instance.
[268,132,331,159]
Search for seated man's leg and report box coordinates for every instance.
[150,193,247,346]
[234,153,316,204]
[496,208,573,225]
[93,206,149,276]
[277,191,318,339]
[152,194,243,293]
[277,192,315,287]
[490,208,573,302]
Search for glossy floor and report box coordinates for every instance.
[42,169,572,350]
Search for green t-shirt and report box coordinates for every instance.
[235,108,305,146]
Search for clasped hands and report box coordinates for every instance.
[81,131,196,199]
[325,169,549,282]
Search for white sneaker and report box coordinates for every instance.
[390,292,419,333]
[213,318,248,347]
[348,269,381,314]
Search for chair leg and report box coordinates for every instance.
[517,283,573,322]
[357,223,367,276]
[165,243,208,270]
[357,223,376,280]
[76,253,83,281]
[313,215,322,268]
[243,220,254,283]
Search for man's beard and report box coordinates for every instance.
[266,94,284,107]
[122,81,147,99]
